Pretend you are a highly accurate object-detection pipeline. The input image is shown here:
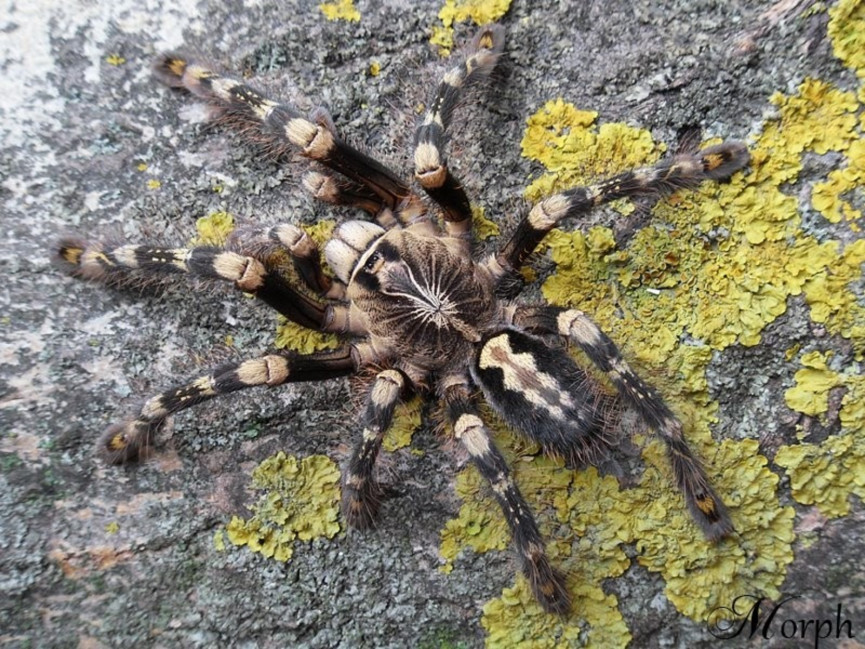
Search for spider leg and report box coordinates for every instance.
[414,26,504,240]
[486,142,750,277]
[226,222,346,300]
[341,369,408,529]
[513,305,733,541]
[56,238,355,333]
[442,380,571,615]
[153,56,412,212]
[99,346,357,464]
[303,170,392,218]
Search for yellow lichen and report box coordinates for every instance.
[828,0,865,79]
[521,99,660,205]
[431,0,512,56]
[273,219,341,353]
[369,60,381,77]
[192,211,234,247]
[783,350,840,416]
[275,317,340,354]
[225,452,341,562]
[776,357,865,517]
[627,439,795,620]
[811,139,865,224]
[479,460,633,649]
[775,431,865,518]
[382,396,424,452]
[319,0,360,23]
[801,239,865,355]
[445,36,865,643]
[472,204,500,240]
[146,178,161,190]
[105,53,125,66]
[304,219,337,247]
[538,80,863,360]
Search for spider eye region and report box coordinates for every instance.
[363,251,381,271]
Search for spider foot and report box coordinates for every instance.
[340,474,383,530]
[523,556,571,616]
[98,419,157,465]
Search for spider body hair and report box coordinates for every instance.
[58,23,746,615]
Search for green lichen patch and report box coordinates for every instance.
[431,0,512,56]
[225,452,341,562]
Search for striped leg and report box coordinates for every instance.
[514,305,733,540]
[304,169,432,230]
[490,142,750,274]
[56,239,351,332]
[443,381,570,615]
[414,26,504,239]
[341,369,407,529]
[153,57,411,212]
[227,222,345,300]
[99,346,357,464]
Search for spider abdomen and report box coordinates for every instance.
[471,329,618,466]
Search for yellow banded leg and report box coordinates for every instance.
[414,26,504,237]
[55,238,344,331]
[99,347,356,464]
[514,305,733,541]
[493,141,749,273]
[341,369,407,529]
[443,380,570,615]
[153,55,410,209]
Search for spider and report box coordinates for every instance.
[56,25,748,615]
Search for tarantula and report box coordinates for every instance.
[57,25,748,614]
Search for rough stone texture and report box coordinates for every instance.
[1,1,862,648]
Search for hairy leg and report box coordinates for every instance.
[414,26,505,240]
[99,346,357,464]
[487,142,749,277]
[153,56,412,212]
[442,379,571,615]
[56,238,354,332]
[513,305,733,540]
[341,369,408,528]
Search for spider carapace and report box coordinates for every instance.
[57,24,749,614]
